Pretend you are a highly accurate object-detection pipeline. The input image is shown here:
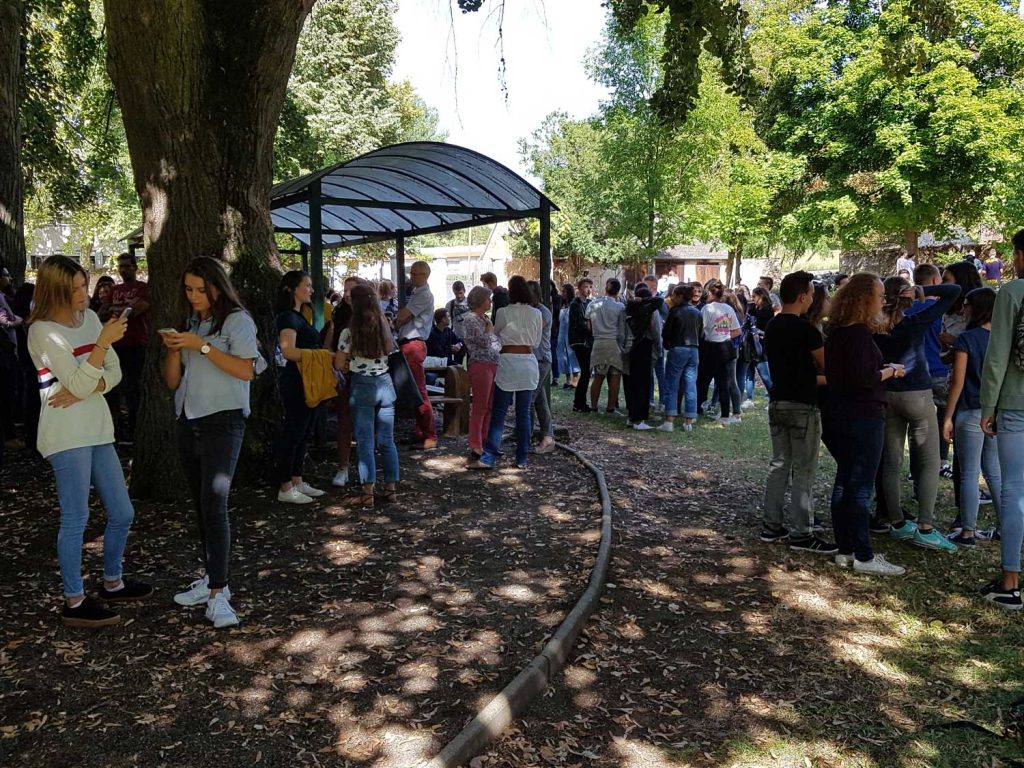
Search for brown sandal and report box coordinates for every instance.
[343,493,375,509]
[375,487,398,505]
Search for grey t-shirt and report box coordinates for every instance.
[533,304,552,364]
[585,296,626,344]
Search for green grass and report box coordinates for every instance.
[550,383,1024,768]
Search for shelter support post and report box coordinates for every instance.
[539,198,551,304]
[309,180,324,329]
[396,233,407,308]
[300,242,309,274]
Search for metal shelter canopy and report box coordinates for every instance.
[270,141,557,325]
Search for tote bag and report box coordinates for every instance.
[388,347,424,417]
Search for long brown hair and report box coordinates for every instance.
[828,272,882,330]
[179,256,248,334]
[881,275,914,332]
[29,254,88,324]
[347,283,392,358]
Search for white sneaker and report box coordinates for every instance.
[741,399,755,410]
[729,415,742,425]
[717,417,731,427]
[834,554,854,568]
[173,576,232,606]
[853,554,905,576]
[205,592,239,628]
[683,423,693,432]
[633,422,653,431]
[278,486,314,504]
[653,403,665,414]
[657,421,674,432]
[295,482,325,497]
[331,469,349,487]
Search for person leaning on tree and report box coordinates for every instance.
[273,270,327,504]
[160,256,259,629]
[27,255,152,628]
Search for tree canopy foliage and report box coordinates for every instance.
[751,0,1024,249]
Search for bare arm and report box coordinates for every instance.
[278,328,302,363]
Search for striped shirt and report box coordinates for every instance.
[27,310,122,458]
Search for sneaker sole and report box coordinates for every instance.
[100,588,154,603]
[853,567,906,576]
[62,614,121,628]
[984,596,1023,611]
[174,595,210,607]
[213,617,240,628]
[912,539,957,552]
[789,545,839,555]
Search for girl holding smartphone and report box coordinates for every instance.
[28,255,151,627]
[160,256,259,628]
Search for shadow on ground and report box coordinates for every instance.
[0,435,601,768]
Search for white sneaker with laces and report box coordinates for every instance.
[741,399,755,410]
[295,481,325,497]
[633,422,653,431]
[834,554,854,568]
[331,469,349,487]
[174,576,232,607]
[683,423,693,432]
[729,415,742,425]
[853,554,905,576]
[205,592,239,628]
[717,417,731,427]
[657,421,674,432]
[278,486,314,504]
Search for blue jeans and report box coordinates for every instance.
[350,374,400,485]
[664,346,698,418]
[831,415,885,562]
[556,325,579,377]
[49,443,135,598]
[737,360,772,401]
[997,410,1024,572]
[955,408,1001,532]
[482,385,533,467]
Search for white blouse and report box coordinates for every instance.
[494,303,543,391]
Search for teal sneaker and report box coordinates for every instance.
[913,528,958,552]
[890,520,918,541]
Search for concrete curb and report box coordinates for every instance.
[422,443,613,768]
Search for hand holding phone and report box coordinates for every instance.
[120,307,132,319]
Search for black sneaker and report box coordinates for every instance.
[979,579,1023,610]
[939,463,954,480]
[572,404,594,413]
[869,517,891,534]
[812,515,825,532]
[949,532,976,547]
[97,579,153,603]
[759,526,789,543]
[789,536,839,554]
[979,489,994,505]
[61,596,121,628]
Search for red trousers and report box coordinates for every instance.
[402,339,436,441]
[468,360,497,453]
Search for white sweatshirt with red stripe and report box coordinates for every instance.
[27,309,122,458]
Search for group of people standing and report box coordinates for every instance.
[760,232,1024,611]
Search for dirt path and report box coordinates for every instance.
[0,440,600,768]
[481,400,1024,768]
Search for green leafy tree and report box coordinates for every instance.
[274,0,445,179]
[753,0,1024,253]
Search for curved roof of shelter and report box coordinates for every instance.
[269,141,557,248]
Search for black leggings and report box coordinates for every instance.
[274,371,316,483]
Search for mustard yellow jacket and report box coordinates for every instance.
[297,348,337,408]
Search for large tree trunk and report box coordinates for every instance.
[104,0,314,499]
[904,228,919,257]
[0,0,25,285]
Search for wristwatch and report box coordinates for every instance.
[200,343,211,356]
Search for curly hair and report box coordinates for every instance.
[828,273,883,331]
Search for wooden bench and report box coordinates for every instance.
[427,365,471,437]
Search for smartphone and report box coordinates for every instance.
[158,328,177,335]
[120,307,132,319]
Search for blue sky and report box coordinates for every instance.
[393,0,609,180]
